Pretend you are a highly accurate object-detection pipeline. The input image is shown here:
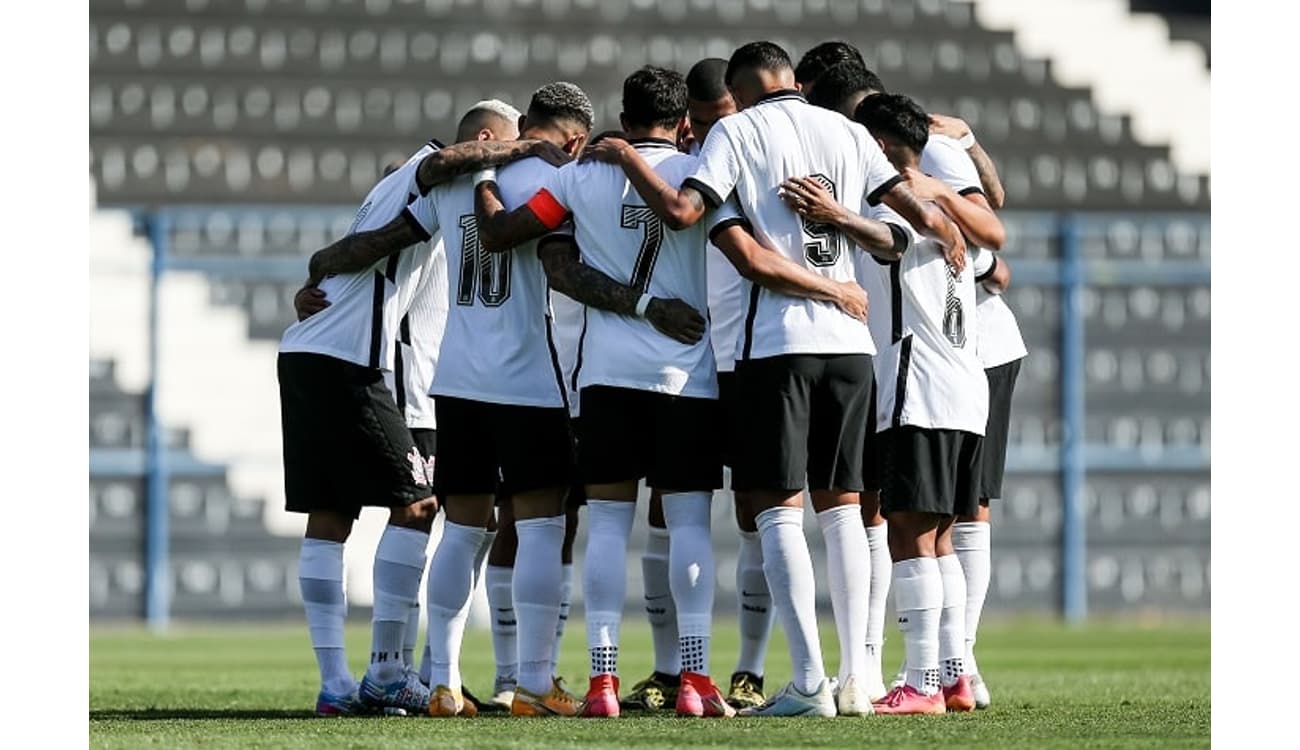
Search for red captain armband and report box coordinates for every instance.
[526,189,570,230]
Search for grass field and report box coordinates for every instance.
[90,617,1209,749]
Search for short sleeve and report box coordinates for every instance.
[684,123,741,209]
[920,135,981,195]
[706,195,749,242]
[402,193,439,241]
[860,128,903,207]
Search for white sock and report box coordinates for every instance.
[817,505,870,685]
[756,506,826,694]
[893,557,943,696]
[299,538,353,696]
[486,564,517,691]
[584,501,636,676]
[641,526,680,676]
[367,525,430,684]
[938,553,967,687]
[734,529,773,677]
[663,491,715,676]
[953,521,991,676]
[419,527,495,686]
[514,515,565,695]
[424,521,485,691]
[865,522,891,684]
[554,563,573,676]
[404,600,420,669]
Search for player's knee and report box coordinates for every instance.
[733,493,759,533]
[305,511,354,543]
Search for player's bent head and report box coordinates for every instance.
[524,81,596,154]
[806,61,886,118]
[621,66,688,134]
[794,40,867,95]
[725,41,795,108]
[854,92,930,167]
[456,99,523,143]
[685,57,737,147]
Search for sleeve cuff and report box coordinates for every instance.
[682,177,725,209]
[975,253,999,282]
[400,206,433,242]
[865,174,904,207]
[526,188,571,230]
[708,217,752,243]
[958,186,986,198]
[872,224,910,265]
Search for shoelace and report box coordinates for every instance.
[879,687,910,707]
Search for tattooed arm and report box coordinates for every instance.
[538,236,707,345]
[581,136,708,230]
[305,213,426,285]
[779,176,900,256]
[415,139,570,194]
[879,181,967,272]
[474,181,560,253]
[929,114,1005,209]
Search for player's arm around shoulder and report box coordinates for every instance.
[305,210,430,285]
[474,174,569,253]
[902,166,1005,251]
[582,134,708,230]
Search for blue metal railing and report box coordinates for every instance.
[127,207,1210,630]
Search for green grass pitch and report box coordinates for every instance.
[90,617,1208,748]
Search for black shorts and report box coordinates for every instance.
[409,428,437,489]
[577,385,722,492]
[979,358,1022,499]
[731,354,873,493]
[862,376,881,493]
[434,396,576,498]
[278,353,433,519]
[879,426,983,517]
[717,371,741,469]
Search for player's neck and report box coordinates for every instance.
[624,126,677,143]
[519,125,564,147]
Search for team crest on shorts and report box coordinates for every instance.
[407,447,431,487]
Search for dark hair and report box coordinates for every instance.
[806,61,886,112]
[527,82,595,132]
[794,41,866,86]
[622,66,688,129]
[725,41,793,86]
[686,57,730,102]
[853,92,930,155]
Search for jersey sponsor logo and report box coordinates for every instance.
[455,215,512,307]
[799,174,848,267]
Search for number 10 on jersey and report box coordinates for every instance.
[456,215,512,307]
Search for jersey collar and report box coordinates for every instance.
[753,88,805,106]
[628,136,678,149]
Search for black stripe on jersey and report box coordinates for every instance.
[428,138,446,150]
[975,253,999,283]
[682,177,724,210]
[958,186,985,197]
[871,223,909,265]
[629,137,678,149]
[544,309,573,416]
[890,335,913,428]
[368,270,385,368]
[384,253,400,283]
[400,206,433,243]
[393,337,407,415]
[866,174,904,207]
[708,217,752,244]
[571,307,589,393]
[399,311,412,345]
[740,282,761,361]
[890,261,903,344]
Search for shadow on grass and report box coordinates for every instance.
[91,709,318,721]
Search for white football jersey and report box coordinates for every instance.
[386,235,449,429]
[687,90,899,361]
[548,289,585,417]
[690,141,746,374]
[865,203,988,435]
[417,156,568,408]
[544,138,738,398]
[280,141,443,370]
[921,135,1027,368]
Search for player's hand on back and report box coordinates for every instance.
[528,140,573,168]
[780,176,844,226]
[644,297,707,345]
[928,113,972,141]
[580,133,631,164]
[293,285,330,321]
[833,280,869,323]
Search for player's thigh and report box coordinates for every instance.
[881,426,973,517]
[496,403,576,500]
[730,355,817,494]
[954,430,985,520]
[278,353,363,518]
[433,397,500,499]
[647,393,723,493]
[979,358,1021,500]
[806,353,873,493]
[347,368,436,507]
[576,386,651,490]
[716,370,743,471]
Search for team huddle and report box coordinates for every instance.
[277,39,1026,719]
